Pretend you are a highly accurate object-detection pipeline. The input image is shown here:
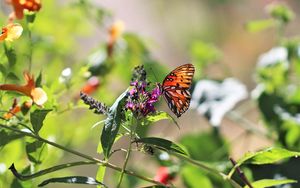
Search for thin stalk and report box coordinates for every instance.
[28,29,33,72]
[117,119,137,187]
[229,158,253,188]
[0,124,164,186]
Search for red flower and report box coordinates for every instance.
[80,76,100,95]
[154,167,174,185]
[7,0,41,20]
[0,72,47,106]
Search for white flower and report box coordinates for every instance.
[88,50,107,67]
[191,78,248,127]
[257,47,288,68]
[159,152,170,161]
[59,67,72,83]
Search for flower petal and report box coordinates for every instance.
[31,87,47,106]
[5,23,23,42]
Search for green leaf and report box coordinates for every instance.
[97,133,123,154]
[135,137,188,156]
[0,64,7,75]
[244,179,296,188]
[0,129,24,147]
[25,140,48,164]
[35,71,42,88]
[101,90,127,159]
[96,165,106,188]
[38,176,107,187]
[237,147,300,166]
[30,109,52,134]
[7,72,20,81]
[4,43,17,67]
[182,165,212,188]
[245,19,275,33]
[141,111,178,127]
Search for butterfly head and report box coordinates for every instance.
[156,82,163,93]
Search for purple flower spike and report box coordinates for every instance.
[126,101,135,110]
[125,66,162,117]
[129,88,137,96]
[130,81,138,86]
[151,86,162,100]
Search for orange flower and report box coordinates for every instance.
[0,23,23,42]
[107,20,124,57]
[7,0,41,20]
[3,99,21,119]
[108,20,125,44]
[0,72,47,106]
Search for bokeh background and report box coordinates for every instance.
[1,0,300,187]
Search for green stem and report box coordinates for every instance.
[28,29,33,72]
[9,161,96,181]
[227,164,238,179]
[171,152,242,188]
[0,124,164,186]
[117,119,137,188]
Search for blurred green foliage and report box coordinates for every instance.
[1,0,300,188]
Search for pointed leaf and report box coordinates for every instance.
[0,129,24,147]
[35,71,42,88]
[237,147,300,166]
[38,176,107,187]
[25,140,48,164]
[244,179,296,188]
[135,137,188,156]
[7,72,20,81]
[101,90,127,158]
[30,109,52,134]
[141,111,178,127]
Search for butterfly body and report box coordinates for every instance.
[160,64,195,117]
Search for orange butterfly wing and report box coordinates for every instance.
[162,64,195,117]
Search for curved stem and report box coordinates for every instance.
[0,124,164,186]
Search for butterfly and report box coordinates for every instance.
[159,64,195,117]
